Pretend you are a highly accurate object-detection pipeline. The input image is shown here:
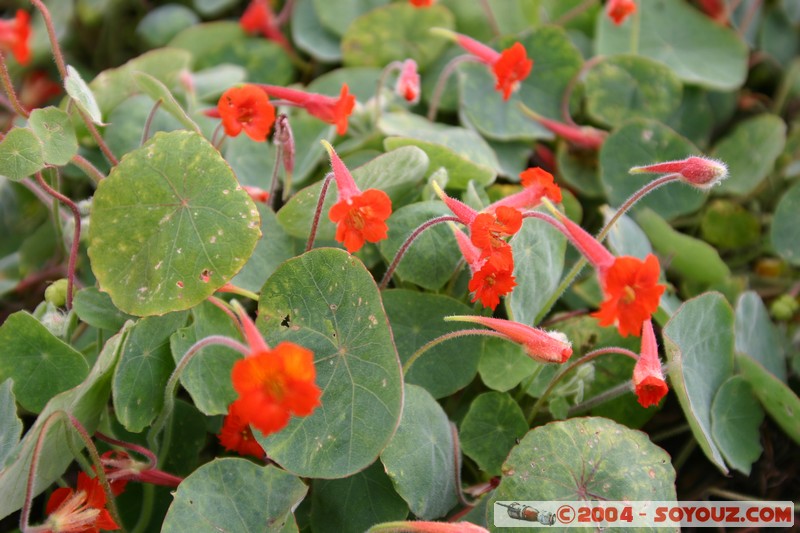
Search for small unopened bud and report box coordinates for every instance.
[45,279,69,307]
[395,59,420,104]
[275,114,295,176]
[630,156,728,189]
[243,185,270,203]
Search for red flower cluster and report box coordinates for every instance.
[41,472,119,533]
[218,304,321,455]
[0,10,31,65]
[217,85,276,142]
[323,140,392,253]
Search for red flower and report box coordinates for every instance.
[329,189,393,253]
[697,0,728,23]
[242,185,270,203]
[630,155,728,190]
[395,59,421,103]
[0,10,31,65]
[240,0,290,49]
[409,0,435,6]
[592,254,665,337]
[468,263,517,310]
[450,223,484,273]
[42,472,120,533]
[260,84,355,135]
[491,43,533,100]
[439,29,532,101]
[446,315,572,364]
[470,207,522,269]
[433,181,478,226]
[217,85,276,142]
[219,400,267,458]
[633,319,668,407]
[231,342,322,436]
[519,167,562,203]
[606,0,637,25]
[323,140,392,252]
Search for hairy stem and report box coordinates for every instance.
[403,329,510,375]
[0,54,28,117]
[305,173,334,252]
[427,55,481,121]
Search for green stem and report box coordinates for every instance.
[374,61,403,128]
[629,2,641,54]
[131,484,154,533]
[70,154,106,184]
[147,335,250,456]
[403,329,509,375]
[526,347,638,424]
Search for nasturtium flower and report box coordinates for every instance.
[446,315,572,364]
[231,342,322,437]
[520,167,562,203]
[468,263,517,310]
[432,181,478,226]
[633,319,668,408]
[409,0,435,6]
[395,59,421,103]
[219,400,267,458]
[217,85,276,142]
[260,84,356,135]
[322,140,392,253]
[240,0,290,49]
[98,450,182,495]
[41,472,120,533]
[0,9,31,65]
[470,206,523,269]
[435,29,532,100]
[592,254,665,338]
[606,0,637,25]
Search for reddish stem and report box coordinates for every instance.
[305,173,334,252]
[35,172,81,310]
[378,215,460,290]
[427,55,482,121]
[0,54,28,118]
[94,432,158,469]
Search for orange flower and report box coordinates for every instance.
[470,207,522,269]
[217,85,276,142]
[41,472,120,533]
[329,189,393,253]
[491,42,533,100]
[592,254,665,337]
[633,319,668,407]
[409,0,435,6]
[260,84,356,135]
[606,0,637,25]
[0,10,31,65]
[446,315,572,364]
[219,400,267,458]
[468,263,516,310]
[323,140,392,252]
[231,342,322,437]
[519,167,562,203]
[240,0,290,49]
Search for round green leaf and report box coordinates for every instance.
[277,145,429,240]
[596,0,748,90]
[168,21,243,63]
[737,353,800,445]
[700,199,760,249]
[460,392,528,475]
[555,145,604,198]
[507,216,566,326]
[384,137,496,189]
[712,114,786,196]
[0,312,89,414]
[735,291,787,382]
[169,301,242,416]
[663,292,735,473]
[112,312,187,432]
[310,461,409,533]
[603,208,653,260]
[488,417,676,529]
[133,72,202,134]
[380,384,458,520]
[28,107,78,166]
[104,94,184,157]
[383,290,480,398]
[771,181,800,265]
[257,248,403,479]
[458,27,583,141]
[313,0,390,36]
[136,4,199,49]
[711,376,765,475]
[89,130,261,316]
[292,0,343,63]
[162,459,307,533]
[477,337,536,392]
[72,287,135,332]
[199,38,294,86]
[666,86,715,148]
[0,128,44,181]
[378,202,461,291]
[599,119,705,220]
[0,379,23,467]
[341,3,454,69]
[585,55,683,128]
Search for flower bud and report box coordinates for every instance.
[630,156,728,189]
